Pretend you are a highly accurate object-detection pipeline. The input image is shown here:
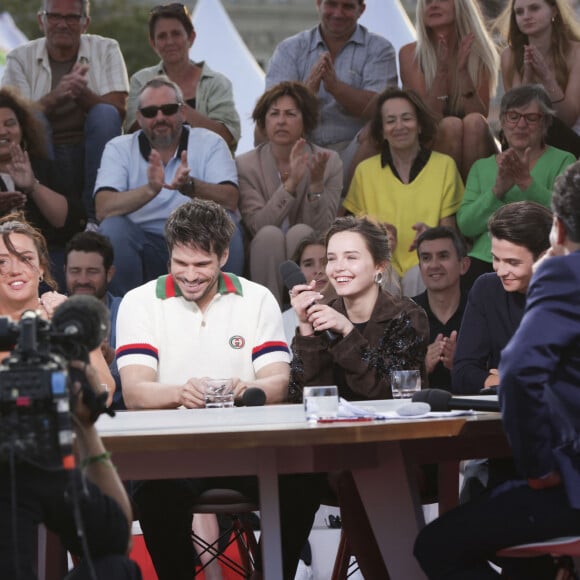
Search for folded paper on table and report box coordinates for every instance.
[337,398,474,421]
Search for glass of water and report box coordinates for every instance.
[204,378,234,408]
[391,370,421,399]
[303,386,339,422]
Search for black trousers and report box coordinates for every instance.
[414,479,580,579]
[133,473,325,580]
[0,462,141,580]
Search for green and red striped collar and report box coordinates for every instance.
[156,273,243,300]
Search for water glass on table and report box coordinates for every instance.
[391,370,421,399]
[303,385,339,422]
[204,378,234,408]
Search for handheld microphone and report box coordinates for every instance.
[279,260,338,342]
[234,387,267,407]
[412,388,500,413]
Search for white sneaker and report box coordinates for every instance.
[294,559,314,580]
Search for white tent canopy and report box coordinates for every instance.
[0,12,28,79]
[360,0,416,67]
[190,0,265,154]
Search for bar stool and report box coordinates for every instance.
[191,489,260,579]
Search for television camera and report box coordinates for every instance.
[0,295,114,471]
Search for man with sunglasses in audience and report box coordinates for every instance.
[94,75,242,296]
[1,0,129,226]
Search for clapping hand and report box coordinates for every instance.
[308,149,330,188]
[441,330,457,370]
[53,63,89,104]
[286,139,310,192]
[320,53,339,93]
[523,44,552,86]
[7,143,36,195]
[425,334,445,374]
[146,150,166,195]
[305,53,328,93]
[494,147,532,198]
[436,35,450,74]
[457,33,474,72]
[165,150,191,191]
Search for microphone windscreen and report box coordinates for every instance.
[279,260,307,290]
[241,387,267,407]
[396,402,431,417]
[411,389,451,412]
[52,295,110,351]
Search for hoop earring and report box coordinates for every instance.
[374,272,383,285]
[39,274,44,283]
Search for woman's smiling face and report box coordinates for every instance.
[326,231,382,299]
[0,232,42,306]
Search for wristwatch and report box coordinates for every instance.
[180,176,196,197]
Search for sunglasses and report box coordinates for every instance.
[138,103,182,118]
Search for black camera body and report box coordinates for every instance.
[0,296,112,471]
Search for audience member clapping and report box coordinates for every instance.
[497,0,580,156]
[237,81,342,305]
[94,76,241,296]
[0,87,86,291]
[1,0,129,223]
[399,0,499,179]
[412,227,470,391]
[265,0,397,187]
[344,88,464,297]
[458,84,575,288]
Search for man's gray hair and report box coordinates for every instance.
[138,75,184,107]
[42,0,90,17]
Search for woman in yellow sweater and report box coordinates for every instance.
[343,88,464,296]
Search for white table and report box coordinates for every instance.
[94,401,509,579]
